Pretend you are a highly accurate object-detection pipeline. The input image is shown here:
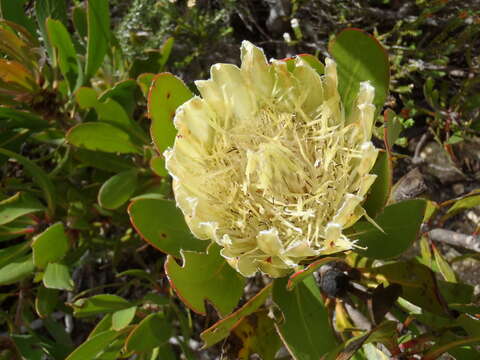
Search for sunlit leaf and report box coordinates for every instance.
[148,73,193,152]
[65,330,123,360]
[0,192,43,226]
[32,222,70,269]
[128,198,206,257]
[352,199,426,259]
[165,244,245,316]
[330,28,389,117]
[43,262,74,291]
[72,294,133,318]
[0,255,34,285]
[66,122,141,154]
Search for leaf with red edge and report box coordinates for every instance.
[287,256,342,291]
[128,197,206,257]
[201,283,272,347]
[329,28,390,117]
[297,53,324,74]
[147,73,193,152]
[165,243,244,317]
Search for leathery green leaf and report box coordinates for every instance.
[125,313,171,353]
[148,73,193,152]
[165,243,245,316]
[66,122,141,154]
[72,294,132,318]
[98,169,138,210]
[0,192,43,226]
[352,199,426,259]
[128,198,206,257]
[273,276,337,360]
[43,262,74,291]
[329,28,389,117]
[32,222,70,269]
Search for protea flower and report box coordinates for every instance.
[164,41,378,277]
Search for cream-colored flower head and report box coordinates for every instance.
[165,41,379,277]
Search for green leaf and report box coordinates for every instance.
[72,294,132,318]
[46,18,82,92]
[98,169,138,210]
[329,28,389,117]
[383,109,402,152]
[442,190,480,222]
[0,0,36,35]
[201,284,272,347]
[72,6,87,40]
[65,330,122,360]
[137,73,155,97]
[32,222,70,269]
[0,192,43,226]
[438,280,472,305]
[363,151,392,218]
[148,73,193,152]
[129,37,174,78]
[35,285,59,318]
[43,262,74,291]
[325,321,397,360]
[0,242,29,269]
[128,198,206,257]
[298,53,324,74]
[111,306,137,331]
[11,334,43,360]
[0,107,49,130]
[75,87,99,109]
[85,0,110,80]
[0,217,36,242]
[0,255,34,285]
[125,313,171,353]
[98,80,139,117]
[352,199,426,259]
[35,0,68,61]
[66,122,140,154]
[273,276,337,360]
[423,335,480,360]
[433,245,456,282]
[73,148,134,173]
[0,148,56,216]
[165,244,244,316]
[150,156,168,177]
[286,257,344,291]
[94,98,147,144]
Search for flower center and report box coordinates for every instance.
[199,102,362,252]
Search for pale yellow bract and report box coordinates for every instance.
[164,41,379,277]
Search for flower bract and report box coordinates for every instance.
[165,41,379,277]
